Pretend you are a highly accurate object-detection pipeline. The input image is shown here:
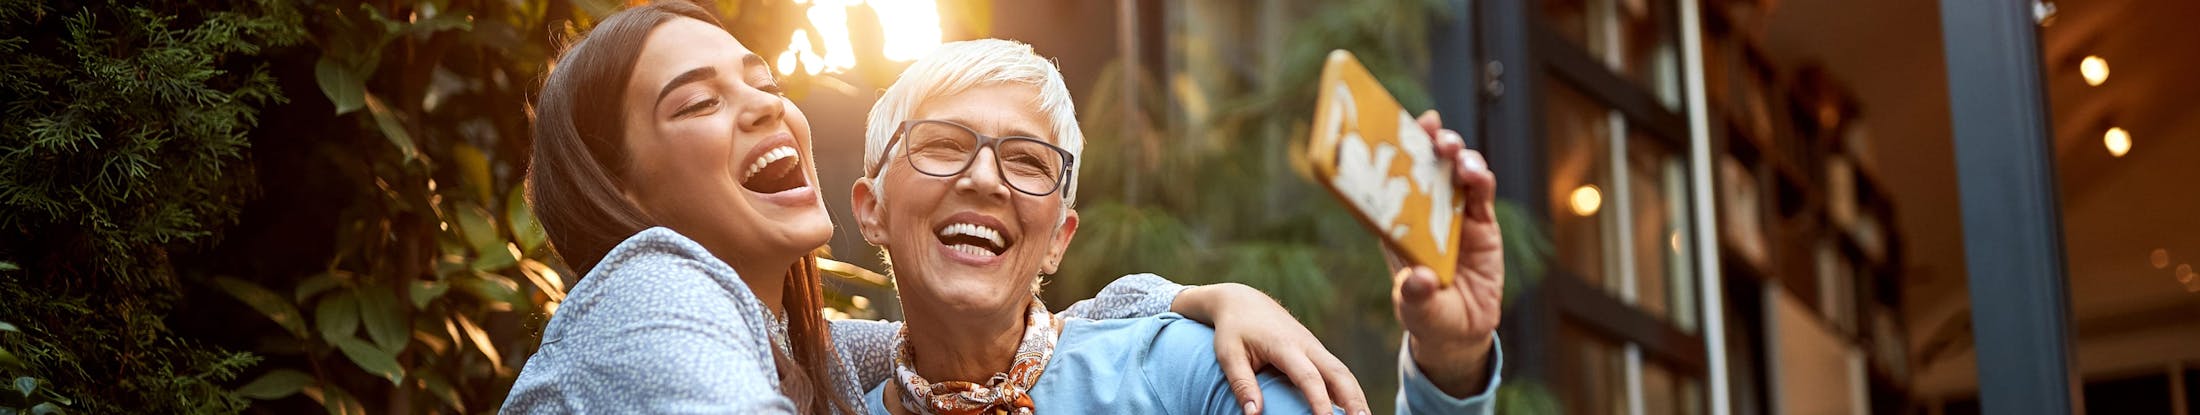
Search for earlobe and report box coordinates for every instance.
[851,178,887,244]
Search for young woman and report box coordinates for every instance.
[502,2,1369,413]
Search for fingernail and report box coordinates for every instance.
[1243,401,1260,414]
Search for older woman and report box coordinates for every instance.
[503,2,1371,413]
[849,39,1505,414]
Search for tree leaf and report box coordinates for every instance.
[315,290,360,341]
[356,286,410,354]
[361,93,420,162]
[453,271,523,308]
[0,321,17,332]
[212,276,310,338]
[0,261,18,271]
[415,370,464,412]
[411,324,451,356]
[234,369,313,400]
[409,280,449,309]
[311,383,368,415]
[471,246,519,272]
[330,336,404,386]
[517,260,566,302]
[294,271,345,303]
[15,376,34,398]
[403,11,474,37]
[29,402,63,415]
[506,187,546,254]
[454,203,515,271]
[314,56,365,115]
[0,347,21,369]
[450,314,505,375]
[451,143,494,204]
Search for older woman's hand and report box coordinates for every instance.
[1173,283,1368,415]
[1385,110,1503,397]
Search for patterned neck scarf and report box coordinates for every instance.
[891,298,1062,415]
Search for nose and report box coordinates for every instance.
[953,147,1012,201]
[733,86,784,133]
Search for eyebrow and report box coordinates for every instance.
[653,54,772,104]
[656,66,716,104]
[742,53,768,75]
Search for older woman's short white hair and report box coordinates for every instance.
[862,38,1084,209]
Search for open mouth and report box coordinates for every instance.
[741,144,806,194]
[935,219,1014,258]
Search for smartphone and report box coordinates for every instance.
[1305,49,1465,285]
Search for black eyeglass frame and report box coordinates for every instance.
[872,119,1078,197]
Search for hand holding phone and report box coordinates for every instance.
[1305,50,1466,285]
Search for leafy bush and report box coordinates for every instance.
[0,0,306,413]
[200,1,572,412]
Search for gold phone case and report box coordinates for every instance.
[1306,50,1465,284]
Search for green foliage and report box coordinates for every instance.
[1046,0,1557,413]
[1050,0,1454,332]
[0,0,304,412]
[0,321,77,415]
[1495,380,1564,415]
[196,1,584,412]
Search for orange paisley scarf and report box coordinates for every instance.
[891,299,1061,415]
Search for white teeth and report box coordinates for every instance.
[949,244,994,257]
[745,146,798,180]
[936,222,1006,251]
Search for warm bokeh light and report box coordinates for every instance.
[2153,248,2172,269]
[2080,55,2109,86]
[806,0,859,73]
[2104,127,2131,157]
[782,0,943,76]
[1570,184,1603,217]
[777,29,825,75]
[870,0,944,61]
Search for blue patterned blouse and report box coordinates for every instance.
[500,227,1187,413]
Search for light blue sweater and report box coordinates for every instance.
[500,227,1188,414]
[863,313,1501,414]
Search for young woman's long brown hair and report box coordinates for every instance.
[525,2,853,412]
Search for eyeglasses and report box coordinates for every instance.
[875,120,1076,197]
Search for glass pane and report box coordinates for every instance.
[1559,326,1629,415]
[1545,78,1615,288]
[1629,133,1697,332]
[1642,359,1706,415]
[1540,0,1684,108]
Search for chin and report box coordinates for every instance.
[789,213,835,249]
[765,207,832,251]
